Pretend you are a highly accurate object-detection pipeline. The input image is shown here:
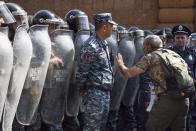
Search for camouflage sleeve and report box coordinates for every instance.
[193,50,196,80]
[135,54,151,71]
[75,44,96,91]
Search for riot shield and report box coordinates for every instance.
[0,26,8,35]
[132,29,145,63]
[2,24,33,131]
[0,30,13,121]
[40,29,75,124]
[74,30,90,61]
[66,30,90,117]
[122,29,145,107]
[16,24,51,125]
[110,32,136,111]
[75,15,90,31]
[106,30,118,74]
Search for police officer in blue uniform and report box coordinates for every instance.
[170,25,196,131]
[76,13,117,131]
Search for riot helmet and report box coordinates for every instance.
[111,24,118,40]
[143,30,153,37]
[32,10,61,25]
[117,25,128,42]
[65,9,89,32]
[117,25,126,31]
[189,33,196,49]
[153,29,162,35]
[32,10,62,34]
[128,26,139,32]
[152,28,161,34]
[163,28,173,41]
[163,27,174,48]
[153,28,173,48]
[56,16,69,29]
[130,29,144,38]
[0,1,15,25]
[6,2,28,27]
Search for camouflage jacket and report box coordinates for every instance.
[135,49,167,95]
[76,33,113,92]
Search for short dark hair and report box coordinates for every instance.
[95,22,107,30]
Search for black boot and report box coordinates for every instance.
[119,104,138,131]
[12,118,25,131]
[63,116,80,131]
[45,123,64,131]
[106,110,119,131]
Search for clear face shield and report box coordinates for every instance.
[14,14,29,28]
[56,23,69,30]
[189,36,196,49]
[75,15,90,31]
[38,17,62,33]
[111,25,118,40]
[191,41,196,49]
[55,17,69,30]
[0,2,15,24]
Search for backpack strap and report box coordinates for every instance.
[151,49,171,92]
[153,49,172,78]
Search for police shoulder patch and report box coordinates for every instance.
[83,52,93,63]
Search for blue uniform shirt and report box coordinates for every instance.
[76,33,113,91]
[170,46,196,79]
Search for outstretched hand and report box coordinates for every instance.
[116,53,124,68]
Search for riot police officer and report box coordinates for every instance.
[0,2,15,131]
[2,3,33,131]
[14,9,55,131]
[28,10,65,131]
[64,9,90,131]
[106,26,135,131]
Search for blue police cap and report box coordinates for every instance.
[172,25,191,36]
[94,13,117,25]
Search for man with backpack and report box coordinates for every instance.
[116,35,194,131]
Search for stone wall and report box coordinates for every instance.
[158,0,194,31]
[5,0,159,30]
[5,0,196,31]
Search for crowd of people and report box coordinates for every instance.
[0,1,195,131]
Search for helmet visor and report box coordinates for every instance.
[0,2,16,24]
[76,15,90,31]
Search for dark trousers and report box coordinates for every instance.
[146,95,189,131]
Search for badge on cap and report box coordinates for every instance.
[172,24,191,36]
[178,25,183,31]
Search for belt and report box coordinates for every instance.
[91,85,110,92]
[86,81,111,92]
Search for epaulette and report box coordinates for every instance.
[87,38,97,49]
